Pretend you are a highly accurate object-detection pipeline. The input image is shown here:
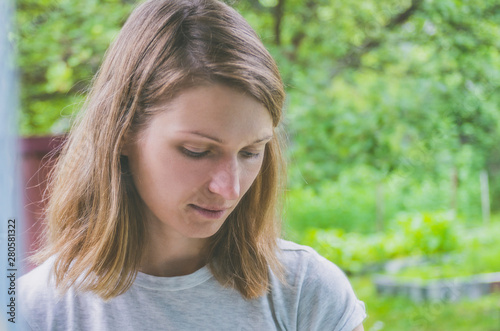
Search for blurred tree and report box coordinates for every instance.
[233,1,500,209]
[16,0,134,135]
[16,0,500,212]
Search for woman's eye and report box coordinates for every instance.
[240,151,260,159]
[181,148,209,158]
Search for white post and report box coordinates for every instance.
[1,0,24,329]
[375,181,385,232]
[450,167,458,219]
[480,170,490,224]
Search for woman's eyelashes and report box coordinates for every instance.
[180,147,209,158]
[180,147,261,159]
[239,151,261,159]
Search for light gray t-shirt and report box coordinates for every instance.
[20,240,366,331]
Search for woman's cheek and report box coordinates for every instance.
[242,162,263,189]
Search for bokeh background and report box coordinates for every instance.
[15,0,500,330]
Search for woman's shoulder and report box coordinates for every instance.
[19,257,64,329]
[272,239,366,331]
[19,257,57,299]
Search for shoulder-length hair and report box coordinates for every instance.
[35,0,286,300]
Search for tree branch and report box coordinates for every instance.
[273,0,285,45]
[331,0,424,78]
[244,0,267,12]
[386,0,423,30]
[283,0,317,60]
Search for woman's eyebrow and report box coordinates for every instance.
[179,130,273,144]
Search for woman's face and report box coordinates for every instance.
[124,84,273,240]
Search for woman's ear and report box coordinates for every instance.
[120,132,131,156]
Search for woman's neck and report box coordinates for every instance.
[140,220,209,277]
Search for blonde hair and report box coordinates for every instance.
[35,0,286,300]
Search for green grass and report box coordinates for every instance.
[351,276,500,331]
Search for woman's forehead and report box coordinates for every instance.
[144,84,273,143]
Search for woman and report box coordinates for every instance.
[20,0,366,330]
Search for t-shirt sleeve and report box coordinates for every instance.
[296,249,366,331]
[274,241,366,331]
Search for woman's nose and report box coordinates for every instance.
[208,158,240,200]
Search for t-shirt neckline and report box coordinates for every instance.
[134,266,213,291]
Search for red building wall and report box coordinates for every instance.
[20,135,66,271]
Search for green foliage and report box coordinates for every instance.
[351,221,500,330]
[299,211,466,275]
[284,166,483,241]
[301,228,391,275]
[16,0,134,135]
[394,220,500,280]
[353,276,500,331]
[300,213,500,278]
[284,166,382,237]
[394,212,459,256]
[395,245,500,280]
[255,0,500,188]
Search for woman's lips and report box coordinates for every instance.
[189,204,228,219]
